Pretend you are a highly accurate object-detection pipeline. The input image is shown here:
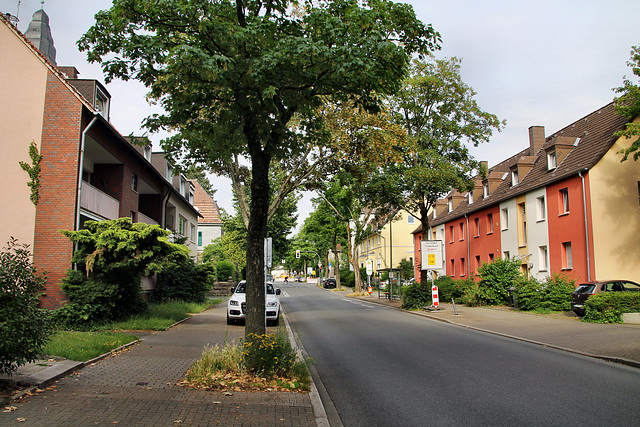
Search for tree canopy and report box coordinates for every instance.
[79,0,441,338]
[614,44,640,161]
[377,57,504,243]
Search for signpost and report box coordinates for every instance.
[366,259,373,295]
[421,240,443,308]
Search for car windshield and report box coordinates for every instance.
[236,282,275,294]
[575,284,595,294]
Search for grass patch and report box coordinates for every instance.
[44,331,138,361]
[44,300,223,361]
[107,299,222,331]
[183,329,310,392]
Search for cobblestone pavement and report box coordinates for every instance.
[0,305,316,427]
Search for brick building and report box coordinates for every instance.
[414,102,640,285]
[0,9,200,308]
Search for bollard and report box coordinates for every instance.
[451,298,458,315]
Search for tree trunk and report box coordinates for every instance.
[245,149,270,339]
[419,204,430,288]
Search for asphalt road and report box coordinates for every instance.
[278,282,640,427]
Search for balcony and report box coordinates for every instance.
[80,181,120,220]
[138,212,158,225]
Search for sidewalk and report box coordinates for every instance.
[355,293,640,368]
[0,304,317,426]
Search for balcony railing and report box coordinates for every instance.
[138,212,158,225]
[80,181,120,220]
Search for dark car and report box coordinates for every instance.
[323,278,337,289]
[571,280,640,316]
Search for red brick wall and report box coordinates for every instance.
[33,72,83,309]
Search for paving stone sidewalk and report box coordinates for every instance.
[0,304,316,426]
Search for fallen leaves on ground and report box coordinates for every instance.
[180,371,307,393]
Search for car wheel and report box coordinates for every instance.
[227,314,234,325]
[274,315,280,326]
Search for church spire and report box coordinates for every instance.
[24,1,57,65]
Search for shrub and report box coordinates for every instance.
[156,260,214,303]
[401,283,430,310]
[53,269,147,329]
[340,269,355,288]
[0,238,52,375]
[471,258,521,306]
[58,218,188,326]
[435,276,474,303]
[216,260,235,281]
[242,331,298,377]
[582,292,640,323]
[514,274,575,311]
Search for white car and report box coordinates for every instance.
[227,280,281,326]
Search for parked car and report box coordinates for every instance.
[227,280,281,326]
[571,280,640,316]
[323,278,337,289]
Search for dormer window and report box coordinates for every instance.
[511,169,519,186]
[547,151,557,170]
[448,197,453,213]
[468,192,474,205]
[483,182,490,198]
[143,146,152,161]
[95,87,110,119]
[166,163,173,181]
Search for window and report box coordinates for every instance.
[144,145,152,161]
[408,216,415,224]
[448,197,453,213]
[131,173,138,192]
[501,208,509,230]
[95,88,109,118]
[487,213,494,234]
[179,215,187,236]
[560,188,569,214]
[547,151,557,170]
[460,258,466,276]
[190,224,196,242]
[468,192,474,204]
[198,231,202,246]
[166,163,173,181]
[536,196,546,221]
[489,253,494,262]
[475,255,481,275]
[483,182,490,198]
[518,203,527,247]
[180,178,187,197]
[473,217,480,237]
[450,259,455,276]
[503,251,510,260]
[130,211,136,222]
[459,222,464,241]
[511,169,519,186]
[449,225,454,243]
[562,242,573,270]
[539,246,548,271]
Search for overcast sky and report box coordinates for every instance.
[5,0,639,223]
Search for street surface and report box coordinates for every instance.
[278,281,640,427]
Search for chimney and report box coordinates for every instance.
[57,66,79,79]
[528,126,545,155]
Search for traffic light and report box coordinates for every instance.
[296,250,300,259]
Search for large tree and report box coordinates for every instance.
[614,44,640,161]
[79,0,439,338]
[377,57,503,283]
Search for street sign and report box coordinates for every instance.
[366,259,373,276]
[421,240,443,270]
[367,286,373,295]
[264,237,273,268]
[432,285,439,308]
